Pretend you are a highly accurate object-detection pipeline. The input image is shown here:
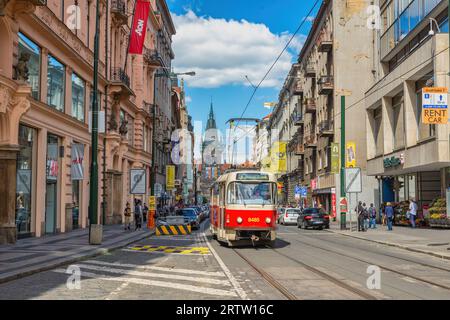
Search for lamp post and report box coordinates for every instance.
[88,0,101,244]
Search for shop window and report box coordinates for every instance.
[17,33,40,100]
[392,93,405,149]
[47,55,65,111]
[72,73,85,122]
[16,125,35,237]
[407,174,416,201]
[72,180,80,229]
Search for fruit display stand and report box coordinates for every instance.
[393,201,426,227]
[428,198,450,229]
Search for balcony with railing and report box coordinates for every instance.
[304,98,316,113]
[111,0,128,25]
[143,47,162,66]
[318,120,334,137]
[318,75,334,95]
[291,112,303,126]
[110,67,133,96]
[304,133,317,148]
[293,81,303,95]
[318,39,333,53]
[305,64,316,78]
[294,141,305,155]
[143,101,154,117]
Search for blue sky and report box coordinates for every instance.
[167,0,320,134]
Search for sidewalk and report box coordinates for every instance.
[327,222,450,260]
[0,224,154,284]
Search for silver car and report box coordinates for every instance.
[279,208,302,225]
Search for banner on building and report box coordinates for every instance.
[277,182,283,195]
[331,142,340,174]
[346,141,356,168]
[128,0,150,54]
[166,165,175,190]
[269,141,287,173]
[71,143,84,180]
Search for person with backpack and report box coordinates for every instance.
[368,203,377,229]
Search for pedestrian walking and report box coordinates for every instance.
[134,200,143,231]
[369,203,377,229]
[385,202,394,231]
[123,202,132,231]
[143,203,148,223]
[409,198,418,228]
[356,201,364,232]
[380,203,386,226]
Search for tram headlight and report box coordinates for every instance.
[265,217,271,224]
[237,217,243,224]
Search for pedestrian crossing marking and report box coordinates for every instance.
[126,245,211,255]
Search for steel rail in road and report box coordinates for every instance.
[232,249,298,300]
[289,235,450,292]
[231,246,378,300]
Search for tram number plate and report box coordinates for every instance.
[248,217,260,223]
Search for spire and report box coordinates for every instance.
[206,99,217,130]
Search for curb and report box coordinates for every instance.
[325,229,450,261]
[0,230,155,285]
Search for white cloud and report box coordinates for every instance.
[172,10,305,89]
[185,96,192,103]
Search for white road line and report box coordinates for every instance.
[75,263,231,286]
[53,269,238,297]
[120,248,211,256]
[201,233,249,300]
[105,282,129,300]
[84,260,226,277]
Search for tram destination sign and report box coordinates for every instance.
[236,173,269,181]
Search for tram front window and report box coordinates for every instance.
[227,182,276,205]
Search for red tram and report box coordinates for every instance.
[209,170,278,246]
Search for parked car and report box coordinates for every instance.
[297,208,330,230]
[190,206,205,221]
[279,208,302,225]
[276,207,286,223]
[177,208,200,230]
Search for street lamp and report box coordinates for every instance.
[88,0,101,244]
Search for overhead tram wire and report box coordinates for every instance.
[231,0,322,136]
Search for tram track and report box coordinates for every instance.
[288,234,450,292]
[232,246,378,300]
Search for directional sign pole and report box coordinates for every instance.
[340,96,347,230]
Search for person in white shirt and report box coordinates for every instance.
[409,198,418,228]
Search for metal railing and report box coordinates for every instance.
[111,0,127,15]
[318,120,333,133]
[111,68,130,88]
[304,98,316,112]
[143,47,161,64]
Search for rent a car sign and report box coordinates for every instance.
[422,87,448,125]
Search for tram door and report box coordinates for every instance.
[219,183,225,230]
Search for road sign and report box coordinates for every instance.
[154,183,163,197]
[294,185,301,200]
[331,142,339,174]
[340,197,348,213]
[345,167,362,193]
[346,141,356,168]
[130,169,146,194]
[422,87,448,124]
[149,196,156,210]
[300,186,307,198]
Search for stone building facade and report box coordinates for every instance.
[0,0,177,243]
